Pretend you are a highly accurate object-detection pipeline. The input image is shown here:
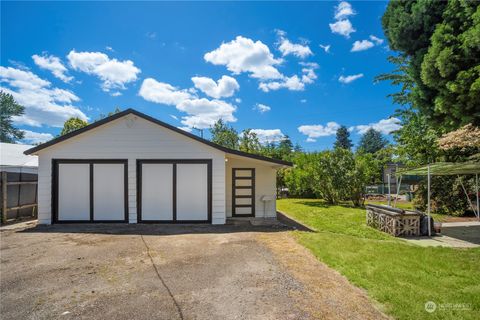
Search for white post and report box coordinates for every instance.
[387,173,391,206]
[427,164,431,237]
[394,175,403,208]
[476,174,479,221]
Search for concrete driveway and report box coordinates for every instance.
[0,222,387,320]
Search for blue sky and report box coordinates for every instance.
[1,1,401,150]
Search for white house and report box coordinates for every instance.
[24,109,291,225]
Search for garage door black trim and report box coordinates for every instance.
[52,159,129,224]
[137,159,213,223]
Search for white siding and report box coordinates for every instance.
[36,114,226,224]
[226,157,277,218]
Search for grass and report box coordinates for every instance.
[277,198,480,320]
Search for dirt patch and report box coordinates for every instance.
[257,232,390,320]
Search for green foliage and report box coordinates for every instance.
[334,125,353,150]
[413,176,472,216]
[239,129,261,154]
[285,149,379,206]
[60,117,89,136]
[382,0,480,130]
[420,1,480,129]
[357,128,388,154]
[0,91,25,143]
[393,109,441,165]
[349,153,378,206]
[209,119,239,149]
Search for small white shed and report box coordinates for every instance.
[24,109,291,225]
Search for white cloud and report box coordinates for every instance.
[338,73,364,84]
[351,117,401,135]
[300,99,307,103]
[250,129,285,143]
[298,122,340,142]
[369,35,384,45]
[235,98,242,103]
[22,130,54,144]
[329,19,356,38]
[0,66,88,127]
[139,78,193,105]
[105,46,114,52]
[32,54,73,82]
[334,1,356,20]
[139,77,237,129]
[177,98,237,129]
[191,75,239,99]
[170,114,179,120]
[276,30,313,59]
[253,103,271,113]
[204,36,283,80]
[67,50,140,94]
[319,44,331,53]
[351,40,375,52]
[259,75,304,92]
[259,62,318,92]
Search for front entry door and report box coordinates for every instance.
[232,168,255,217]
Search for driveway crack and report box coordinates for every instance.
[140,235,184,320]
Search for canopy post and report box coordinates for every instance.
[476,174,479,221]
[394,175,402,208]
[459,175,479,218]
[387,173,391,206]
[427,164,431,237]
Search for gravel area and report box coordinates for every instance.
[0,222,387,319]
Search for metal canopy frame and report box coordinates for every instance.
[392,161,480,236]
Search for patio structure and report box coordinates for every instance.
[396,161,480,236]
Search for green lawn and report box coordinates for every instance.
[277,198,480,320]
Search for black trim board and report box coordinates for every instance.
[52,159,128,224]
[137,159,212,223]
[24,109,292,167]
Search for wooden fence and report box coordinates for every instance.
[1,171,38,224]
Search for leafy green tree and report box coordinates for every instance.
[349,153,379,206]
[60,117,88,136]
[393,109,440,165]
[334,125,353,150]
[0,91,25,143]
[420,1,480,129]
[382,0,446,119]
[276,135,294,159]
[382,0,479,130]
[358,128,388,154]
[209,119,239,149]
[239,129,261,154]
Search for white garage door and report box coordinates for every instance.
[139,160,211,223]
[55,160,127,223]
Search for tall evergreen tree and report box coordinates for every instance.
[209,119,239,149]
[334,125,353,150]
[358,128,388,154]
[0,91,25,143]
